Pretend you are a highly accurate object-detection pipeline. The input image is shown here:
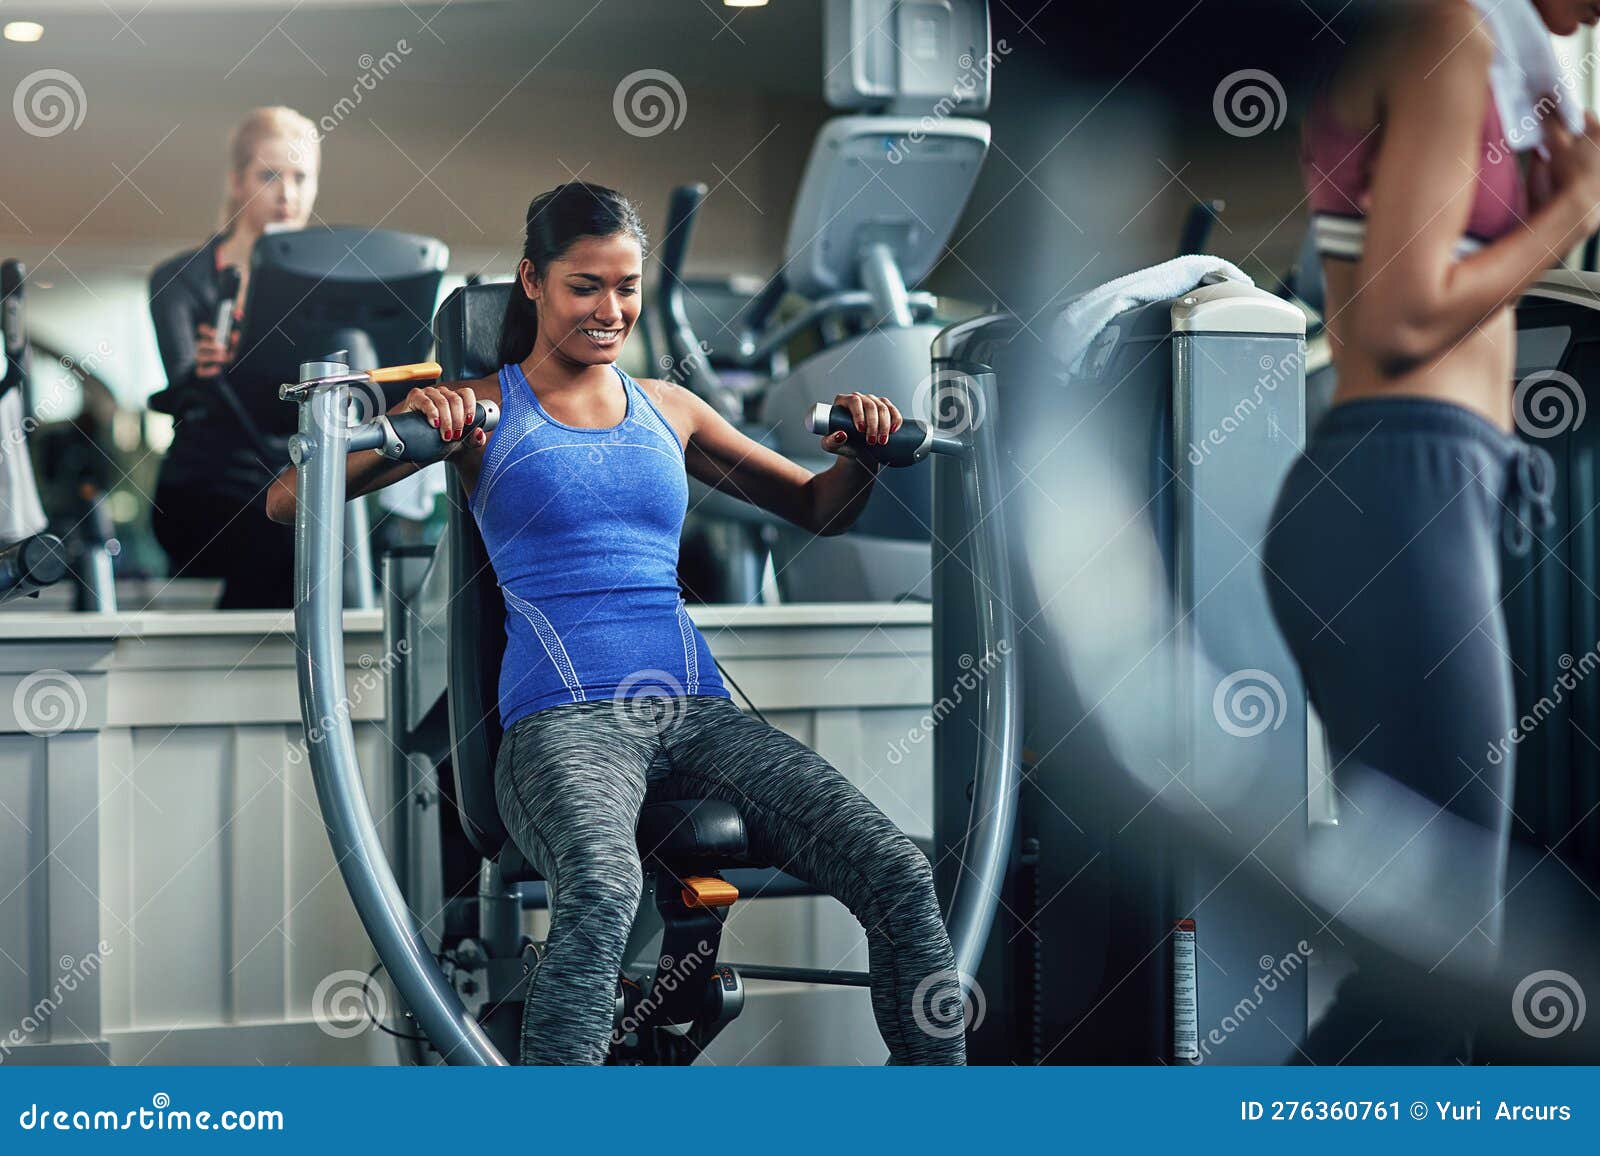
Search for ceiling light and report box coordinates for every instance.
[4,22,45,43]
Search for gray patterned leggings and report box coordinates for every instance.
[493,693,965,1065]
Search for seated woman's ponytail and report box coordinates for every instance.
[496,182,648,368]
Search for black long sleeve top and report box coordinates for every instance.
[148,235,291,512]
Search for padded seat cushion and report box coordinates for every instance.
[495,798,748,884]
[636,799,748,862]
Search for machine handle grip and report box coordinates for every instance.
[376,401,500,463]
[807,403,931,467]
[369,361,442,386]
[0,534,68,606]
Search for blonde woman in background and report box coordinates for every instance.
[148,106,319,609]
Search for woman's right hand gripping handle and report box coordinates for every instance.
[265,382,495,524]
[398,383,491,453]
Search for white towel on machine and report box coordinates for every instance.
[0,386,48,545]
[1470,0,1584,153]
[1052,255,1251,376]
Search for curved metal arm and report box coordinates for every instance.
[930,315,1023,987]
[811,337,1022,987]
[289,356,505,1065]
[656,183,735,412]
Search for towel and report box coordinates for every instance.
[0,386,48,546]
[1052,255,1251,376]
[1471,0,1584,153]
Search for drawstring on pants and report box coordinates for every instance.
[1503,442,1556,556]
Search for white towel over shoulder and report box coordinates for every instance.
[1471,0,1584,153]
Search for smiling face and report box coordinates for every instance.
[1534,0,1600,36]
[522,232,642,367]
[230,134,319,233]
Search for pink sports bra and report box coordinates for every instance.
[1302,93,1526,261]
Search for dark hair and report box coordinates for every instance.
[496,182,649,367]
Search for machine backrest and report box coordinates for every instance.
[435,281,513,857]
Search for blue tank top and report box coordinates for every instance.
[468,362,730,729]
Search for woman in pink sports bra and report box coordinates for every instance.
[1262,0,1600,1065]
[1300,0,1600,427]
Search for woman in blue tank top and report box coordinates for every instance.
[368,183,961,1064]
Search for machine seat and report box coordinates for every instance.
[637,799,748,863]
[494,798,748,885]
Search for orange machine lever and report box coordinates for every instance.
[680,876,739,909]
[368,361,442,385]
